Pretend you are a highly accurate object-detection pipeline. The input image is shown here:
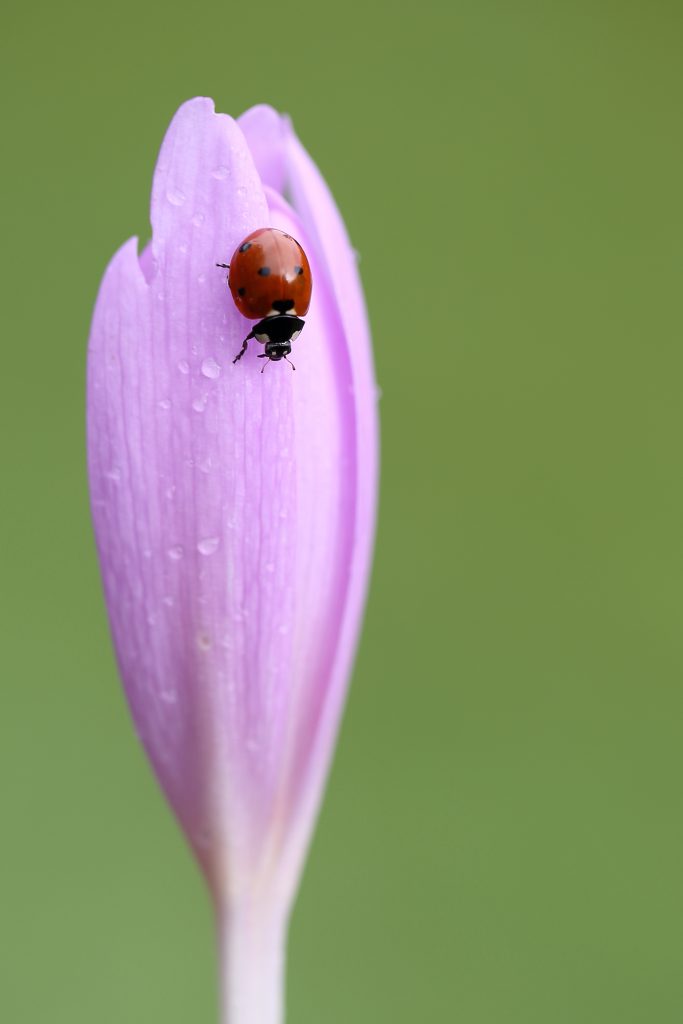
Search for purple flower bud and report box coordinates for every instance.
[87,98,379,1023]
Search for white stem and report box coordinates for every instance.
[217,904,288,1024]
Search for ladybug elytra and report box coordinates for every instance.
[216,228,312,372]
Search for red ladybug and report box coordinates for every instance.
[216,228,312,371]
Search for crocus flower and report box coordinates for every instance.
[87,98,378,1023]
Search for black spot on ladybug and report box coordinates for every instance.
[294,266,303,275]
[238,287,246,296]
[258,266,271,276]
[239,242,252,252]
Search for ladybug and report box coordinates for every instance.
[216,228,312,371]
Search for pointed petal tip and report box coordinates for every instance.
[239,102,285,126]
[150,95,268,261]
[96,235,148,300]
[175,95,216,115]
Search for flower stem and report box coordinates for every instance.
[217,904,287,1024]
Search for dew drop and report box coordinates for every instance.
[197,536,220,556]
[178,359,190,375]
[197,631,212,651]
[198,457,212,474]
[178,243,188,254]
[212,166,230,180]
[265,562,275,574]
[160,689,177,704]
[105,468,121,484]
[192,395,208,413]
[197,273,206,285]
[158,398,171,410]
[163,595,174,607]
[168,545,184,561]
[201,357,221,379]
[166,187,186,206]
[192,212,205,227]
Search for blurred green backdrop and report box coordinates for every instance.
[2,0,683,1020]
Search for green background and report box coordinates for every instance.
[2,0,683,1020]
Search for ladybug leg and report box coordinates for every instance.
[283,355,296,372]
[232,331,254,364]
[259,356,271,374]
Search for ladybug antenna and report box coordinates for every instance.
[216,263,230,269]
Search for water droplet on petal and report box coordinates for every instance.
[265,562,275,573]
[197,536,219,556]
[178,359,190,375]
[197,273,206,285]
[105,468,121,484]
[168,545,184,561]
[197,631,212,651]
[201,357,221,379]
[160,689,177,704]
[192,212,205,227]
[212,166,230,180]
[192,395,208,413]
[166,187,186,206]
[158,398,171,410]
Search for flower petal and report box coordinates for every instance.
[88,98,286,892]
[240,107,380,888]
[237,105,289,196]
